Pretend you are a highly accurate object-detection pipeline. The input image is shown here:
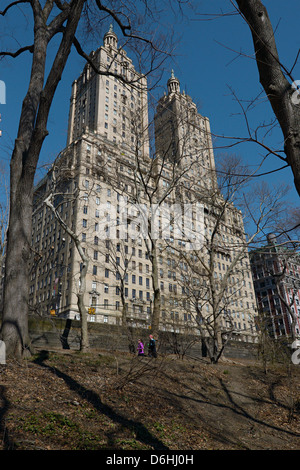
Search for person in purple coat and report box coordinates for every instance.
[137,339,144,356]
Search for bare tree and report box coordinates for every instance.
[1,0,87,357]
[43,161,91,351]
[194,1,300,199]
[0,166,9,318]
[232,0,300,196]
[174,156,290,363]
[103,100,208,338]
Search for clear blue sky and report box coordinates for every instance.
[0,0,299,208]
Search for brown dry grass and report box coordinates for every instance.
[0,348,300,451]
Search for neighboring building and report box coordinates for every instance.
[250,234,300,339]
[29,26,258,343]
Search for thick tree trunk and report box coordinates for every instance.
[1,22,48,356]
[235,0,300,196]
[1,0,86,357]
[1,156,33,357]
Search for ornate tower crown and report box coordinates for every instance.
[167,69,180,94]
[103,24,118,49]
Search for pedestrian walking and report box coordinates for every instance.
[137,339,144,356]
[148,334,157,358]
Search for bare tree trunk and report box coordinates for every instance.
[1,22,49,357]
[150,239,161,338]
[1,0,86,357]
[44,188,90,352]
[1,180,33,357]
[77,248,89,352]
[235,0,300,196]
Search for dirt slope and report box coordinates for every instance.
[0,349,299,450]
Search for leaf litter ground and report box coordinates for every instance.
[0,348,300,450]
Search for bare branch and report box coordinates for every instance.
[0,0,29,16]
[0,44,34,58]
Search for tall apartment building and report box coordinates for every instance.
[29,26,258,343]
[250,234,300,339]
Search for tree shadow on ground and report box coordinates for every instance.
[33,350,169,450]
[159,366,300,449]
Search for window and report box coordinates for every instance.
[93,265,97,275]
[82,219,87,228]
[105,269,109,278]
[104,284,109,293]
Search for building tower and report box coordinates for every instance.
[30,26,151,322]
[67,24,149,158]
[154,70,216,191]
[153,72,258,342]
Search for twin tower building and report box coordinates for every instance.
[30,26,257,343]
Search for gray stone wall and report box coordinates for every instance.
[28,316,258,360]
